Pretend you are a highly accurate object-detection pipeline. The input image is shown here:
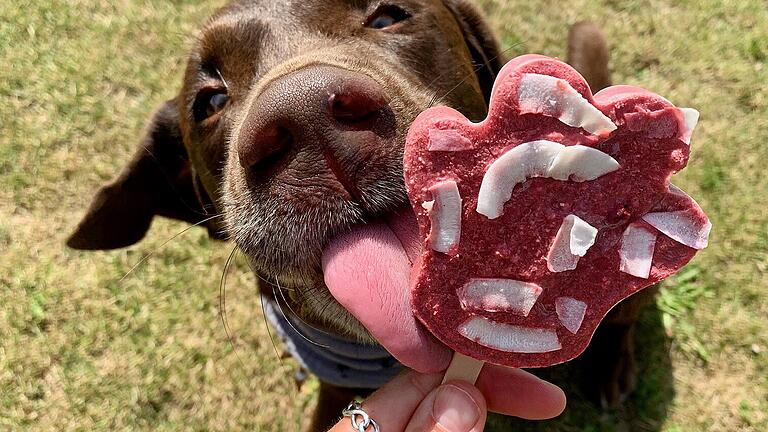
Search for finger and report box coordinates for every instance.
[404,381,487,432]
[326,365,566,432]
[327,370,443,432]
[476,364,566,420]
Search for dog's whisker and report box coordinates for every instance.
[274,278,336,337]
[120,213,225,281]
[238,253,334,347]
[426,88,442,110]
[260,288,283,362]
[253,271,296,292]
[434,41,526,105]
[272,282,331,349]
[419,41,521,110]
[239,254,302,297]
[219,245,248,370]
[420,45,462,91]
[315,295,339,326]
[219,246,237,341]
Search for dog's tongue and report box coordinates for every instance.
[322,209,452,373]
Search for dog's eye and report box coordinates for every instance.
[365,4,411,30]
[193,89,229,122]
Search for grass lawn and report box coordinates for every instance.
[1,0,766,430]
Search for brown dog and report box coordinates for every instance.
[68,1,649,429]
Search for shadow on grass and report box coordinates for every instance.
[488,305,674,432]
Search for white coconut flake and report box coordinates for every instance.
[459,316,562,353]
[476,140,564,219]
[642,210,711,250]
[678,108,699,145]
[668,183,688,198]
[546,145,620,182]
[421,200,434,211]
[459,278,543,316]
[547,216,580,272]
[518,73,617,135]
[477,141,618,219]
[426,181,462,253]
[428,129,474,151]
[547,214,598,272]
[619,223,657,278]
[555,297,587,334]
[516,140,566,177]
[569,215,599,256]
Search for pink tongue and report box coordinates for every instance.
[322,209,452,373]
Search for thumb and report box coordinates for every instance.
[405,381,487,432]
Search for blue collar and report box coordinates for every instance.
[262,299,403,388]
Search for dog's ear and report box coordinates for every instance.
[67,100,221,250]
[444,0,503,103]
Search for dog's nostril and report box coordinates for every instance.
[239,125,293,169]
[328,87,390,124]
[237,68,393,178]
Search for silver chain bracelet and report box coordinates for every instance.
[342,401,380,432]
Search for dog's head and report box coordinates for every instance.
[68,0,501,360]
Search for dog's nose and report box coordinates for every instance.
[237,66,391,170]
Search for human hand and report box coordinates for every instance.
[329,364,566,432]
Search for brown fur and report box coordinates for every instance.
[567,21,612,92]
[68,2,647,430]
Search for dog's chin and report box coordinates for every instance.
[227,190,410,347]
[299,278,377,343]
[237,243,391,353]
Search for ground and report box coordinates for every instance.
[1,0,766,430]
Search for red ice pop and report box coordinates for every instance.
[404,54,711,368]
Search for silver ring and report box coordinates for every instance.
[342,401,380,432]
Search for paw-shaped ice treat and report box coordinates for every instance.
[404,54,711,368]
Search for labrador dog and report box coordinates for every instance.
[67,1,647,430]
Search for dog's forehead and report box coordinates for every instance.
[219,0,441,13]
[204,0,448,36]
[194,1,326,76]
[192,0,455,87]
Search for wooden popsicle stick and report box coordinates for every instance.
[441,352,485,385]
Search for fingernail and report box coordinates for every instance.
[432,384,480,431]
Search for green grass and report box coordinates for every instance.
[2,0,766,430]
